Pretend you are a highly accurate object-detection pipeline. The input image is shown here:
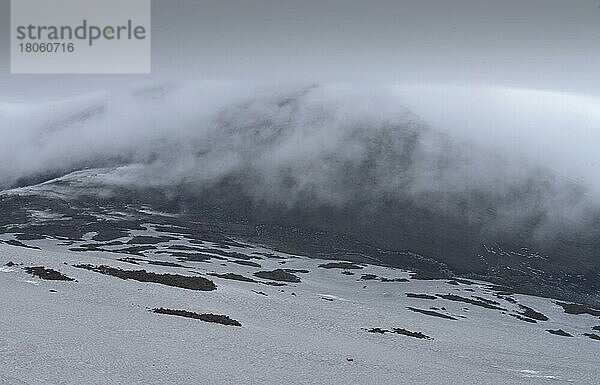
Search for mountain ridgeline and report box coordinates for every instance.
[2,85,599,305]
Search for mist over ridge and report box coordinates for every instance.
[2,81,600,278]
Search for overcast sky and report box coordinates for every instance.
[2,0,600,99]
[3,0,600,202]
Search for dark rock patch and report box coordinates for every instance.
[152,225,193,236]
[380,277,409,282]
[366,328,431,340]
[69,246,106,252]
[231,260,262,268]
[147,260,186,268]
[113,245,157,255]
[212,240,249,249]
[547,329,573,337]
[4,240,40,250]
[437,294,507,311]
[200,249,262,261]
[207,272,257,283]
[486,285,514,295]
[253,252,285,259]
[254,269,301,283]
[118,257,184,268]
[24,266,75,281]
[517,305,548,321]
[410,271,448,280]
[152,308,241,326]
[592,326,600,331]
[583,333,600,341]
[167,245,204,252]
[318,262,363,270]
[407,307,457,320]
[446,280,460,285]
[359,274,408,282]
[73,264,216,291]
[341,271,355,275]
[496,295,518,304]
[361,274,378,281]
[127,236,176,245]
[98,241,125,247]
[555,301,600,317]
[170,253,217,263]
[15,233,46,241]
[5,261,17,267]
[406,293,437,300]
[89,225,133,242]
[392,328,432,340]
[118,257,142,265]
[284,269,310,274]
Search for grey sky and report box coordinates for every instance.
[2,0,600,215]
[2,0,600,99]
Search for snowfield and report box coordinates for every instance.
[1,231,598,385]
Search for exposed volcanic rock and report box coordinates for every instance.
[547,329,573,337]
[407,307,457,320]
[437,294,507,311]
[3,240,40,250]
[254,269,301,283]
[361,274,378,281]
[366,327,432,340]
[73,264,216,291]
[380,277,409,282]
[24,266,75,281]
[406,293,437,300]
[231,260,262,268]
[208,272,258,283]
[583,333,600,341]
[517,305,548,321]
[152,308,241,326]
[127,236,177,245]
[555,302,600,317]
[318,262,364,270]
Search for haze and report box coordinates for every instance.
[1,0,600,198]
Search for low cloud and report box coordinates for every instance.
[1,81,598,247]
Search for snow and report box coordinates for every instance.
[1,236,598,385]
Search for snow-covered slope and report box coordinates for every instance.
[1,224,598,384]
[2,83,600,384]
